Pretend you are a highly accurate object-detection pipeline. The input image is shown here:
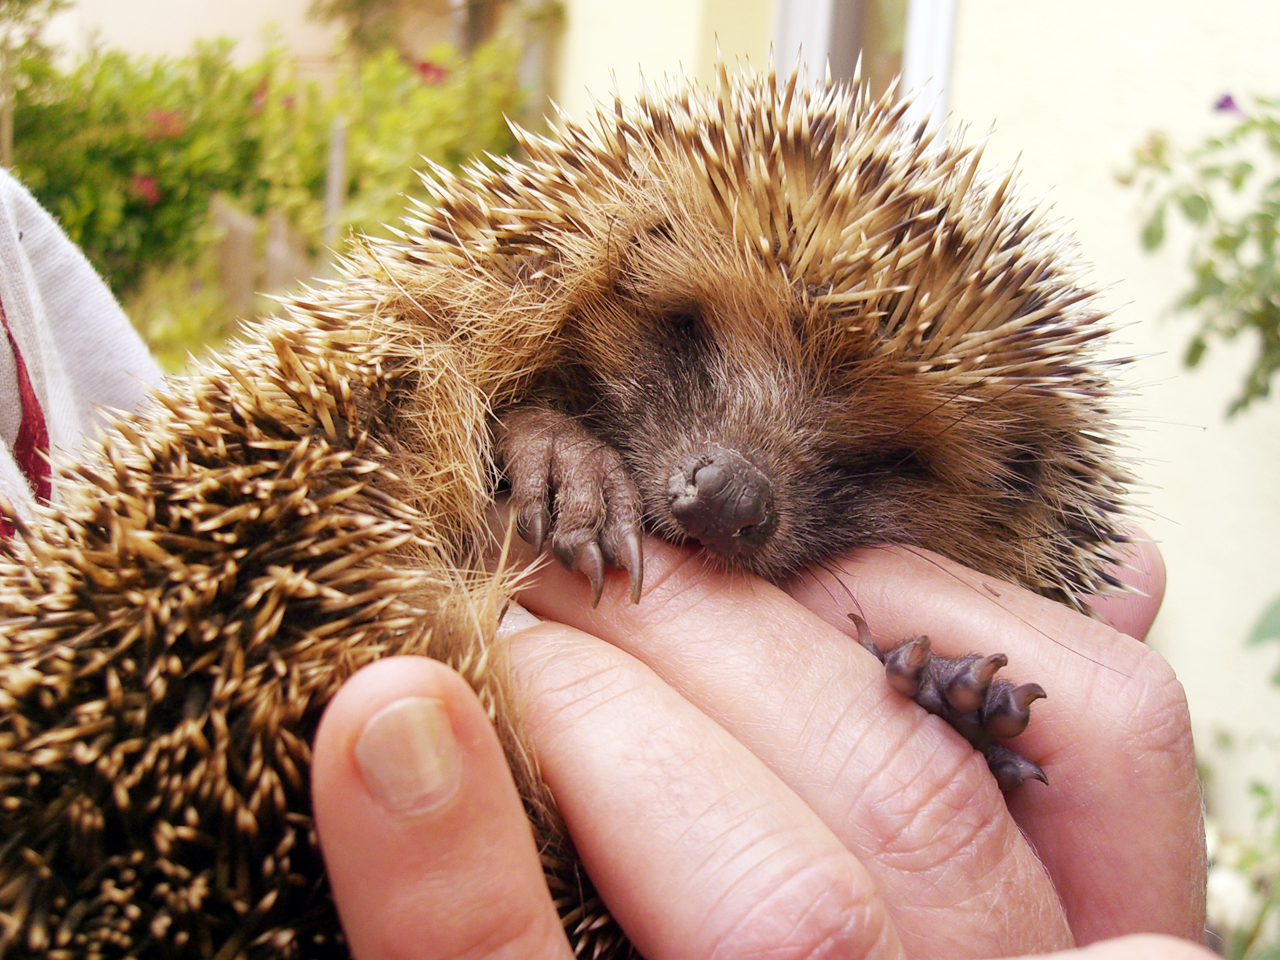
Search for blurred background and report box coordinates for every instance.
[6,0,1279,951]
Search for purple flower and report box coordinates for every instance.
[1214,94,1242,114]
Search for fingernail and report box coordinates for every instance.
[495,600,542,640]
[354,697,461,814]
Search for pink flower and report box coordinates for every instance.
[145,108,186,140]
[130,174,160,207]
[252,80,268,115]
[414,60,448,85]
[1214,94,1242,114]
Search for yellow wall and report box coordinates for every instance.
[949,0,1280,827]
[552,0,775,122]
[695,0,777,81]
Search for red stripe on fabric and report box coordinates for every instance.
[0,298,51,506]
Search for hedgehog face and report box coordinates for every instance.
[536,213,942,582]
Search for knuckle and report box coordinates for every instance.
[375,893,563,960]
[1112,649,1194,770]
[707,854,895,960]
[862,729,1010,871]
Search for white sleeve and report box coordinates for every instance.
[0,169,163,521]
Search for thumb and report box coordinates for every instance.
[312,655,573,960]
[1085,530,1166,641]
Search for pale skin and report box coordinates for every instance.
[311,532,1212,960]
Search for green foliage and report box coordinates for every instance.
[336,42,522,239]
[1122,98,1280,414]
[1209,783,1280,959]
[1248,594,1280,685]
[11,36,521,299]
[123,241,237,372]
[0,0,68,55]
[13,42,263,295]
[0,0,65,25]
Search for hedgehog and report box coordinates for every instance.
[0,64,1131,959]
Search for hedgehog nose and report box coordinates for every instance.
[667,446,776,559]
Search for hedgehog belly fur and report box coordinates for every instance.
[0,65,1130,960]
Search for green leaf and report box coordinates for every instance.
[1179,192,1209,224]
[1229,160,1255,190]
[1247,594,1280,645]
[1183,335,1208,367]
[1141,205,1166,250]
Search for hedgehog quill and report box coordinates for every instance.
[0,65,1131,959]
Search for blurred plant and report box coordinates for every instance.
[13,38,519,296]
[1249,596,1280,685]
[1202,591,1280,957]
[122,238,236,372]
[14,41,264,297]
[1206,782,1280,959]
[0,0,66,165]
[9,35,521,364]
[1120,95,1280,414]
[335,41,521,238]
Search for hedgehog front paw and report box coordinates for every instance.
[497,405,644,604]
[851,617,1047,790]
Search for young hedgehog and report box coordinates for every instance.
[0,66,1131,959]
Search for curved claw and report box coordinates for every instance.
[619,528,644,604]
[984,744,1048,790]
[519,505,549,554]
[983,682,1047,739]
[574,541,606,607]
[944,653,1008,714]
[884,636,930,698]
[848,614,885,662]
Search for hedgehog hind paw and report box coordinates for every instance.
[497,405,645,605]
[871,634,1049,790]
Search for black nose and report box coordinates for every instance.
[667,446,776,559]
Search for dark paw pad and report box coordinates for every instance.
[498,406,644,604]
[851,616,1047,789]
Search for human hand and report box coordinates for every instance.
[312,533,1209,959]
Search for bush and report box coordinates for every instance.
[11,37,522,298]
[13,42,260,295]
[1121,96,1280,414]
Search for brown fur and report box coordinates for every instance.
[0,66,1129,958]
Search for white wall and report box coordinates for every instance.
[948,0,1280,830]
[45,0,339,67]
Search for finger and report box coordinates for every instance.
[508,620,905,960]
[1084,531,1166,641]
[1011,933,1217,960]
[787,546,1204,945]
[509,533,1073,958]
[312,657,573,960]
